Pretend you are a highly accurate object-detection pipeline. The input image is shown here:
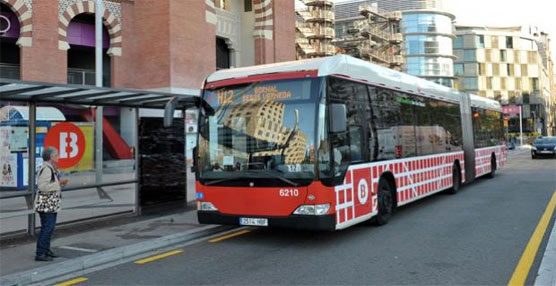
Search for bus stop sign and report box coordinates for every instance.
[44,122,86,169]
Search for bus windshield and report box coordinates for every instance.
[198,78,321,185]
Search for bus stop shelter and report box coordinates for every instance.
[0,78,200,236]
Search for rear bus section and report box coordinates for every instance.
[469,96,507,179]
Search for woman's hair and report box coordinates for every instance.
[42,146,58,162]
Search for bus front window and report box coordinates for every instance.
[198,78,321,186]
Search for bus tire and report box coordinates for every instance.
[487,155,497,178]
[446,163,461,195]
[372,178,394,226]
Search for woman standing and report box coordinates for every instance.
[34,147,68,261]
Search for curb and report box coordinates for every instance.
[0,225,235,286]
[535,219,556,286]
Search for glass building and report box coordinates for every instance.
[401,11,456,87]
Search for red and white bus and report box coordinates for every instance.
[195,55,506,230]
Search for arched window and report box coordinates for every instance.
[0,3,20,79]
[67,13,111,87]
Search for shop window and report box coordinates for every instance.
[216,37,230,70]
[464,49,476,62]
[476,35,484,48]
[454,36,463,49]
[491,36,499,48]
[67,13,111,87]
[244,0,252,12]
[506,36,513,49]
[500,50,507,62]
[0,3,20,79]
[454,64,464,76]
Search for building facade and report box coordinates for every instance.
[453,25,554,135]
[0,0,295,94]
[400,10,455,87]
[333,0,455,86]
[295,0,336,59]
[0,0,296,235]
[332,1,403,70]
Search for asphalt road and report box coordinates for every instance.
[72,149,556,285]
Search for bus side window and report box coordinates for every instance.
[348,126,363,162]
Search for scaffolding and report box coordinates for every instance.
[333,3,403,71]
[296,0,336,59]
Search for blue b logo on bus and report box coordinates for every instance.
[196,192,205,200]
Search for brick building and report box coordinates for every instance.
[0,0,295,94]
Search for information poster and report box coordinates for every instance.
[10,126,28,152]
[0,126,10,151]
[1,153,17,187]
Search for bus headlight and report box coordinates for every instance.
[198,202,218,211]
[293,204,330,215]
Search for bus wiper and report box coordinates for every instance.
[260,170,298,187]
[205,171,298,187]
[205,176,251,186]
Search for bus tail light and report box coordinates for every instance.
[293,204,330,215]
[198,202,218,211]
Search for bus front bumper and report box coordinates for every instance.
[198,211,336,231]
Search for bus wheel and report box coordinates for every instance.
[372,178,394,226]
[487,155,497,178]
[446,164,461,195]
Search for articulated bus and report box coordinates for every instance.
[195,55,506,231]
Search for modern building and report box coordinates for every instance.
[453,25,554,135]
[368,0,444,11]
[332,1,403,70]
[333,0,456,87]
[295,0,336,59]
[400,10,456,87]
[0,0,296,236]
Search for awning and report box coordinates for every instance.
[0,106,66,121]
[0,78,200,109]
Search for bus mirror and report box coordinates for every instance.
[164,96,179,127]
[329,104,347,133]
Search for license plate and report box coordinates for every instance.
[540,150,553,154]
[239,217,268,226]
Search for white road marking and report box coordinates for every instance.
[58,246,99,253]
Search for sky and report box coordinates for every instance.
[443,0,556,59]
[305,0,556,60]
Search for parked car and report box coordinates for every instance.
[531,137,556,159]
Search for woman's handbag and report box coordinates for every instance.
[34,166,61,213]
[34,191,61,213]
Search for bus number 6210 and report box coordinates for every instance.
[279,189,299,197]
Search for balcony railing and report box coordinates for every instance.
[68,68,110,87]
[0,63,20,80]
[68,68,96,86]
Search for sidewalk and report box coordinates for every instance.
[0,208,234,286]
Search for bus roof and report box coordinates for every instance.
[206,54,501,111]
[469,94,502,112]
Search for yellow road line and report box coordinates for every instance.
[54,277,88,286]
[209,230,251,243]
[508,190,556,286]
[134,249,184,265]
